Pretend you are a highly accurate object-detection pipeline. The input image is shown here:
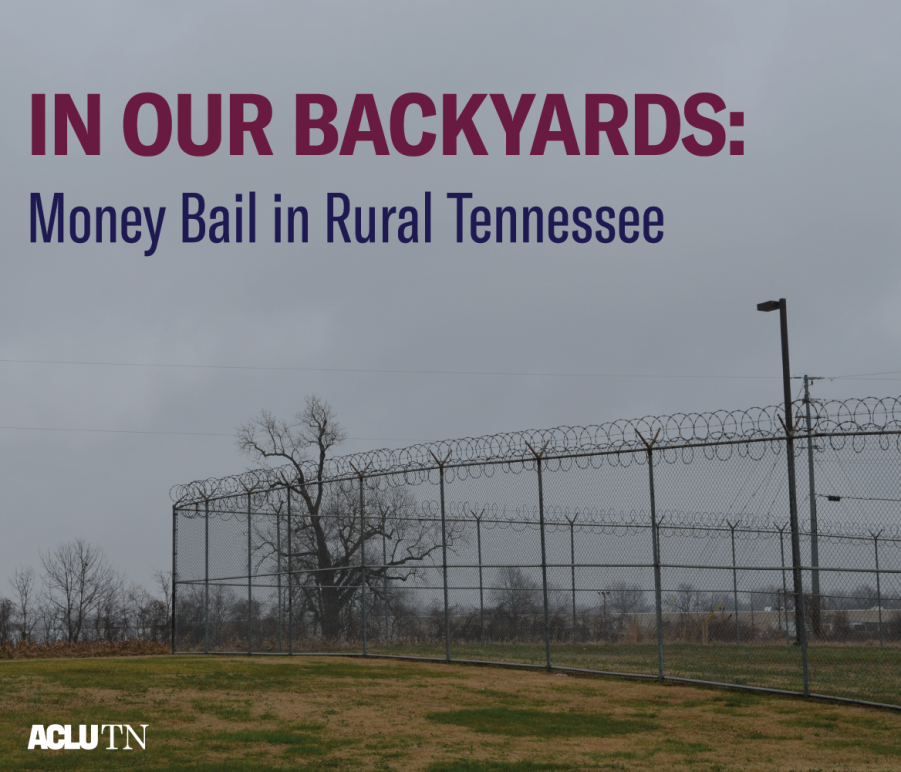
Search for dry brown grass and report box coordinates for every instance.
[0,639,169,659]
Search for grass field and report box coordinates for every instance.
[2,654,900,771]
[363,641,901,706]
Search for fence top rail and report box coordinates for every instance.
[174,501,901,539]
[171,395,901,505]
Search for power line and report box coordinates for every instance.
[0,425,229,437]
[829,377,901,382]
[0,357,779,380]
[832,370,901,379]
[0,425,422,442]
[793,373,901,384]
[2,357,899,384]
[6,356,901,383]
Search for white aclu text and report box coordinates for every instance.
[28,724,148,750]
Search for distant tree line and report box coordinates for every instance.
[168,563,901,652]
[0,538,171,646]
[4,539,896,651]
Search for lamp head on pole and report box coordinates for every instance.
[757,300,781,312]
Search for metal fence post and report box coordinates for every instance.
[475,511,485,645]
[204,499,210,654]
[729,520,740,645]
[287,487,293,656]
[785,428,810,696]
[567,515,577,645]
[247,491,253,655]
[276,510,282,652]
[804,375,822,637]
[429,452,453,664]
[355,468,368,657]
[172,505,178,654]
[639,430,665,681]
[382,527,389,647]
[526,442,552,672]
[778,525,790,647]
[872,529,884,648]
[441,468,450,662]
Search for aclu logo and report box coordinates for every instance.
[28,724,148,750]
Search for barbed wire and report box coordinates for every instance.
[171,395,901,505]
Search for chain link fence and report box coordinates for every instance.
[171,396,901,708]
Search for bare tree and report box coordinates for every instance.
[10,565,36,642]
[36,598,55,643]
[208,584,236,644]
[491,566,541,616]
[153,569,172,624]
[237,396,444,640]
[0,597,12,645]
[490,566,541,636]
[671,583,704,614]
[40,539,120,643]
[608,581,647,615]
[123,583,150,639]
[151,569,173,642]
[92,580,125,642]
[848,584,880,610]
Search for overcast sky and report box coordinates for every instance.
[1,1,899,595]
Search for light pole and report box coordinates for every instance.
[757,298,809,694]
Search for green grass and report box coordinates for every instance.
[653,738,714,755]
[426,707,657,737]
[822,740,901,757]
[372,640,901,706]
